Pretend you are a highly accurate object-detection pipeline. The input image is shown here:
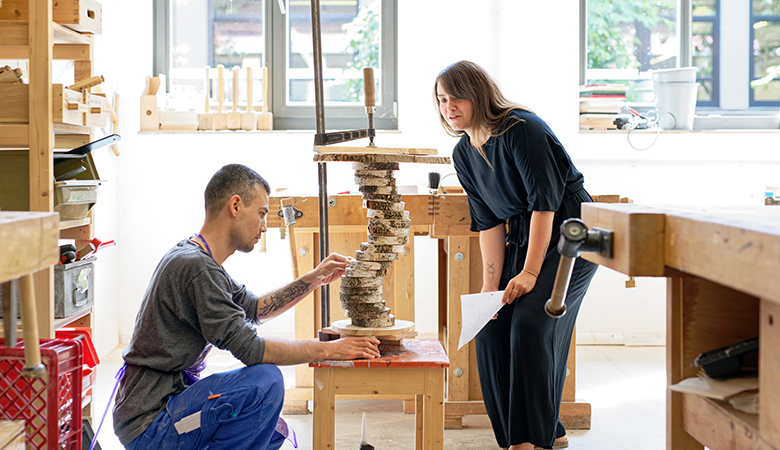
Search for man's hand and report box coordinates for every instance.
[326,336,381,360]
[310,252,351,287]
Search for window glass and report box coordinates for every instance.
[286,0,380,106]
[692,0,718,105]
[751,2,780,104]
[170,0,265,106]
[586,0,678,100]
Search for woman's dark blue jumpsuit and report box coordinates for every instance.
[452,110,598,449]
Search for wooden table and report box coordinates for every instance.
[1,211,59,355]
[310,339,449,450]
[580,203,780,450]
[270,193,624,428]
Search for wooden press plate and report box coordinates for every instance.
[331,318,416,338]
[314,152,451,165]
[315,146,438,155]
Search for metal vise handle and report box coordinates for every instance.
[544,219,613,319]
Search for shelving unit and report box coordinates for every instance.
[0,0,106,425]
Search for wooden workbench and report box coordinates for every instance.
[580,203,780,450]
[269,193,621,428]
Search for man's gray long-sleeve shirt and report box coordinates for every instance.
[113,239,266,445]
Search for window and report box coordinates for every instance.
[581,0,780,111]
[154,0,398,130]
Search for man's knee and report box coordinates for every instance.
[246,364,284,403]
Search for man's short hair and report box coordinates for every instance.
[204,164,270,218]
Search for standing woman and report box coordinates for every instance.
[434,61,598,450]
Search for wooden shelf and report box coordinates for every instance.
[0,20,92,46]
[53,307,92,330]
[59,217,91,231]
[682,393,777,450]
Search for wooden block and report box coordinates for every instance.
[213,112,227,130]
[0,212,59,284]
[315,146,438,155]
[580,203,666,277]
[198,113,213,130]
[759,299,780,443]
[227,111,241,130]
[241,112,256,130]
[281,400,309,415]
[257,111,273,130]
[331,318,414,336]
[140,94,159,131]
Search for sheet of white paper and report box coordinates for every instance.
[458,291,505,350]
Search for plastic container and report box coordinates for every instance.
[0,338,83,450]
[652,67,698,84]
[654,81,699,130]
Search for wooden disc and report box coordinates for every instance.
[331,318,415,336]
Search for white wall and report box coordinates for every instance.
[89,0,780,355]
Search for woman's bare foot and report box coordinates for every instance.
[531,436,569,449]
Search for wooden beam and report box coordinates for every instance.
[760,299,780,443]
[0,44,91,59]
[682,394,778,450]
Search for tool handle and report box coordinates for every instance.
[217,65,224,113]
[69,75,104,91]
[19,275,45,378]
[246,67,253,111]
[262,66,269,113]
[204,66,210,113]
[232,66,240,112]
[363,68,375,107]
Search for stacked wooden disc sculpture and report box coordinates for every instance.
[339,161,410,327]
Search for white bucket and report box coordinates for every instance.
[652,67,698,84]
[654,81,698,130]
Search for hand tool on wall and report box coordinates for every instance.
[241,66,257,130]
[198,66,214,130]
[256,65,273,130]
[68,75,104,91]
[280,198,300,278]
[227,66,242,130]
[213,65,227,130]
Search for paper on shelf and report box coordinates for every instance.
[669,374,758,401]
[458,291,505,350]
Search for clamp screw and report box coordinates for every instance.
[299,247,309,256]
[328,197,337,207]
[454,252,464,262]
[401,246,410,256]
[453,367,463,377]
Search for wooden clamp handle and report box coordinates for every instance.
[68,75,104,91]
[217,65,224,113]
[204,66,210,113]
[232,66,240,112]
[19,274,45,379]
[246,66,253,111]
[363,68,375,107]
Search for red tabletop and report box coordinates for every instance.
[309,338,449,369]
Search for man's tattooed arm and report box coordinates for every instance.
[256,278,313,320]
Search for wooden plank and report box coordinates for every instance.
[682,394,778,450]
[467,236,482,401]
[312,368,336,450]
[424,368,445,449]
[580,203,666,276]
[446,237,470,402]
[315,146,438,155]
[760,299,780,443]
[664,210,780,303]
[333,367,427,395]
[0,420,25,450]
[431,195,470,227]
[293,231,316,390]
[0,85,28,123]
[314,153,451,165]
[0,212,59,284]
[0,21,28,45]
[0,124,27,147]
[0,44,91,59]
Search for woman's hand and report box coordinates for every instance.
[501,271,537,305]
[310,252,351,287]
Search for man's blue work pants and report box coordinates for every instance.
[124,364,285,450]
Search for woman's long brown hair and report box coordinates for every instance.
[434,60,534,169]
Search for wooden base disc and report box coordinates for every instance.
[331,318,415,337]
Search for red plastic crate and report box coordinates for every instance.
[0,338,83,450]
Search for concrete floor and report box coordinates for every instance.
[91,344,666,450]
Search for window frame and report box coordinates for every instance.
[579,0,780,112]
[153,0,398,131]
[749,3,780,107]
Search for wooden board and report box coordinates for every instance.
[0,420,25,450]
[331,318,415,336]
[315,146,438,155]
[314,152,451,165]
[0,212,59,285]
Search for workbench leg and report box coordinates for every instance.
[666,278,704,450]
[423,368,444,450]
[445,237,471,429]
[287,232,316,415]
[312,368,335,450]
[760,299,780,443]
[2,281,17,346]
[415,394,424,450]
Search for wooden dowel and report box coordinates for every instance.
[68,74,104,91]
[18,274,45,378]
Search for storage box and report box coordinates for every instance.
[54,258,95,318]
[0,338,83,450]
[140,76,163,131]
[0,84,109,128]
[0,0,102,34]
[53,0,102,34]
[0,150,102,219]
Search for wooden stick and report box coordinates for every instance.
[18,274,45,378]
[68,74,104,91]
[363,67,375,107]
